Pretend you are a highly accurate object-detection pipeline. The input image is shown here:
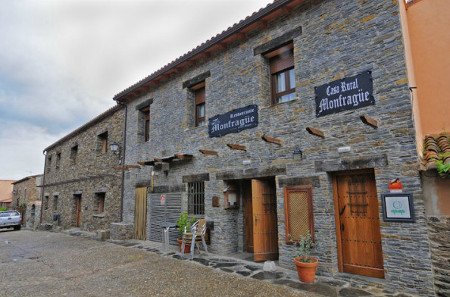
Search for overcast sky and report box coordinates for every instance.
[0,0,273,180]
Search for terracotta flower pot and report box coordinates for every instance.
[177,238,191,253]
[293,256,319,283]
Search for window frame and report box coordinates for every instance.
[192,81,206,127]
[70,145,78,164]
[140,106,150,142]
[283,185,314,244]
[94,192,105,214]
[55,152,61,170]
[188,181,205,216]
[53,195,58,211]
[97,131,108,154]
[263,42,296,105]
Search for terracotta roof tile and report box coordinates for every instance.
[422,133,450,170]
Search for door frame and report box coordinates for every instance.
[332,168,382,275]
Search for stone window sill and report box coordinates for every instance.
[93,213,106,218]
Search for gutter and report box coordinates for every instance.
[118,102,128,222]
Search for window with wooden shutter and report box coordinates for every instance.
[263,42,296,104]
[192,81,205,127]
[284,185,314,243]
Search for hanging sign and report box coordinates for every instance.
[208,105,258,138]
[381,193,415,222]
[315,71,375,117]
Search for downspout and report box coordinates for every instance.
[117,102,128,222]
[40,150,47,225]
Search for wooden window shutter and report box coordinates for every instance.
[284,186,314,243]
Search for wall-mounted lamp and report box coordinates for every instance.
[109,142,120,155]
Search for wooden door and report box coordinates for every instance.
[134,187,148,240]
[251,179,278,262]
[242,180,253,253]
[74,196,81,227]
[334,171,384,278]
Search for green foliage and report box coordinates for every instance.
[436,160,450,176]
[176,212,196,237]
[0,207,8,211]
[296,232,315,263]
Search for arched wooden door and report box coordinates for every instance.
[334,170,384,278]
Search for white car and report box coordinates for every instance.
[0,210,22,230]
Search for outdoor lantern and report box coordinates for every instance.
[224,184,240,209]
[109,142,120,155]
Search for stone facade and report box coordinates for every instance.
[116,1,434,295]
[12,175,43,229]
[41,105,124,232]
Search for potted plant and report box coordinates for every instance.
[176,211,196,253]
[293,232,319,283]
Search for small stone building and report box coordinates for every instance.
[12,174,43,229]
[41,105,125,232]
[0,180,15,208]
[112,1,436,295]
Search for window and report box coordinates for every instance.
[70,145,78,164]
[53,195,58,211]
[284,186,314,243]
[56,152,61,170]
[47,155,52,173]
[264,42,295,104]
[94,193,105,213]
[192,82,206,127]
[140,106,150,142]
[44,196,49,210]
[97,131,108,154]
[188,182,205,215]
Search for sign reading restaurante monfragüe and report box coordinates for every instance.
[209,105,258,138]
[315,71,375,117]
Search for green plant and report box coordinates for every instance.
[176,211,196,238]
[0,207,7,211]
[436,160,450,176]
[296,232,315,263]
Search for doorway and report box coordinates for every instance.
[134,187,148,240]
[241,178,279,262]
[73,194,82,227]
[333,170,384,278]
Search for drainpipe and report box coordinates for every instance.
[40,150,47,225]
[117,102,128,222]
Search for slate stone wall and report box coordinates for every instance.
[428,216,450,297]
[121,1,434,295]
[41,107,124,232]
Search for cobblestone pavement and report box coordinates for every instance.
[0,230,315,297]
[0,229,416,297]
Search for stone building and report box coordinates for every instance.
[41,105,125,232]
[111,1,436,295]
[12,174,43,229]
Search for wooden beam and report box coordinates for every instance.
[227,143,247,151]
[360,115,378,129]
[262,134,282,146]
[175,153,193,160]
[199,149,218,156]
[306,127,325,138]
[113,164,141,171]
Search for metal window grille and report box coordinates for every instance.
[188,182,204,215]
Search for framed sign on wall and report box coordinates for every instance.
[381,193,415,222]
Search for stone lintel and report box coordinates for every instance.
[216,166,286,180]
[135,98,154,110]
[73,191,82,195]
[315,154,388,172]
[153,184,185,193]
[182,173,210,183]
[278,176,321,188]
[182,71,211,89]
[253,26,302,56]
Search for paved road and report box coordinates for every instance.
[0,230,314,297]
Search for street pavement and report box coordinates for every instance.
[0,230,315,297]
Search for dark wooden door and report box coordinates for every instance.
[74,196,81,227]
[251,179,278,262]
[334,171,384,278]
[134,187,148,240]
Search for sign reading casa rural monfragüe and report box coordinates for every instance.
[315,71,375,117]
[209,105,258,138]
